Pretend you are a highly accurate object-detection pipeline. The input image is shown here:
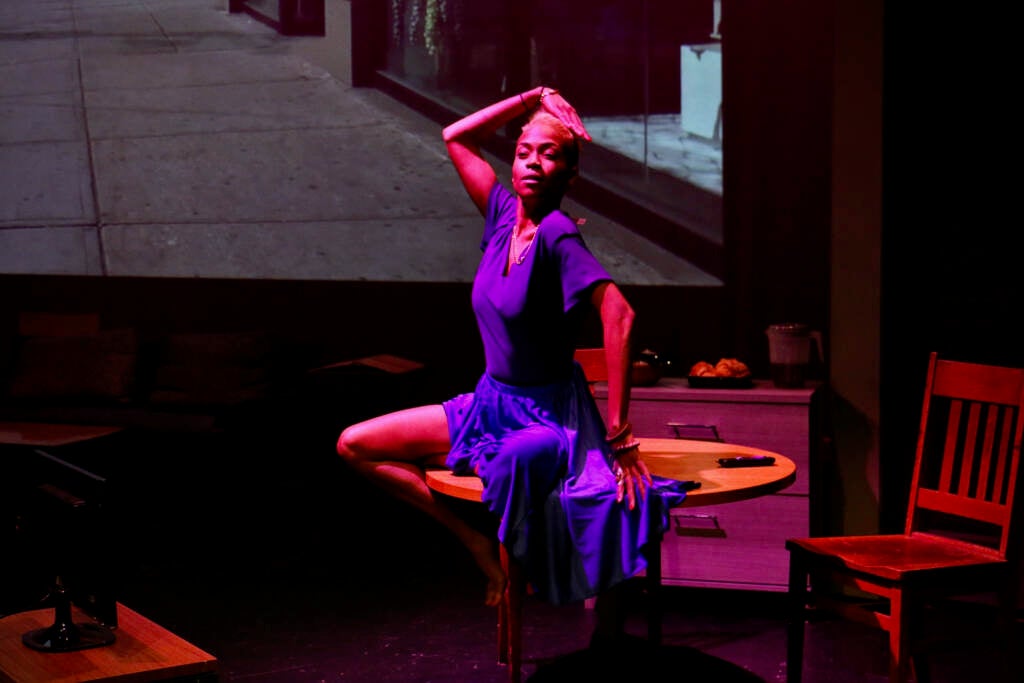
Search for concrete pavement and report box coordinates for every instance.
[0,0,718,285]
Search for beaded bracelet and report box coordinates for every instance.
[612,439,641,457]
[539,87,559,104]
[605,422,632,445]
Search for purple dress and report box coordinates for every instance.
[443,182,691,605]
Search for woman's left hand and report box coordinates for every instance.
[613,448,653,510]
[539,88,592,142]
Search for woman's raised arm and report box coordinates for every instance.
[443,86,588,214]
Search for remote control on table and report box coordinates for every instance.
[717,455,776,468]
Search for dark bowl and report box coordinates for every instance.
[631,360,663,387]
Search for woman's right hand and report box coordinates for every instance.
[538,88,592,142]
[612,447,652,510]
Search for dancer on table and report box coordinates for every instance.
[336,85,692,637]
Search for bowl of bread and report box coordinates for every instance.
[688,357,753,388]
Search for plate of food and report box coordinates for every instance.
[687,358,754,388]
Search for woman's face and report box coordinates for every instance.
[512,120,576,204]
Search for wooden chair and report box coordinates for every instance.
[785,351,1024,683]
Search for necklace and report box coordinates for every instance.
[510,223,536,265]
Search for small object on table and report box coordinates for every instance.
[631,349,669,387]
[687,357,753,388]
[717,455,776,468]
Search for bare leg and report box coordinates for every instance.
[336,405,506,606]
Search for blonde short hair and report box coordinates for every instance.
[520,111,581,170]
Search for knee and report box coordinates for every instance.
[499,426,562,472]
[335,425,364,465]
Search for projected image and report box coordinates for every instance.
[0,0,722,284]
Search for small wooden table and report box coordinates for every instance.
[0,422,123,448]
[0,603,218,682]
[0,422,128,641]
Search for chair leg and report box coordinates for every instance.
[646,538,663,645]
[786,553,808,683]
[888,591,912,683]
[499,544,523,683]
[990,576,1020,683]
[497,583,508,665]
[911,653,931,683]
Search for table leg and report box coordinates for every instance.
[646,539,662,645]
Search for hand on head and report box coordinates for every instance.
[539,89,592,142]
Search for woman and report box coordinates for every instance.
[336,86,691,615]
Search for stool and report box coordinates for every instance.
[424,466,664,683]
[423,349,664,682]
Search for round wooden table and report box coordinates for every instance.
[424,437,797,505]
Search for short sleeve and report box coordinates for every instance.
[482,182,517,252]
[541,214,612,312]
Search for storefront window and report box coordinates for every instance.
[383,0,723,251]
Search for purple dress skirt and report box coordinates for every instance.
[443,364,690,606]
[441,181,692,605]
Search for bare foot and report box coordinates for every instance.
[483,572,507,608]
[467,534,507,606]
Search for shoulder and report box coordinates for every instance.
[482,182,517,249]
[487,182,516,219]
[538,210,583,244]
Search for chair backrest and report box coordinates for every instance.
[907,352,1024,557]
[573,347,608,386]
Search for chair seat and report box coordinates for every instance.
[786,532,1011,589]
[786,533,1007,581]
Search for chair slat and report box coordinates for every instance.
[992,408,1014,505]
[957,402,982,497]
[916,488,1009,528]
[938,400,962,493]
[974,406,999,500]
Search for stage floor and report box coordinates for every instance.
[26,428,1011,683]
